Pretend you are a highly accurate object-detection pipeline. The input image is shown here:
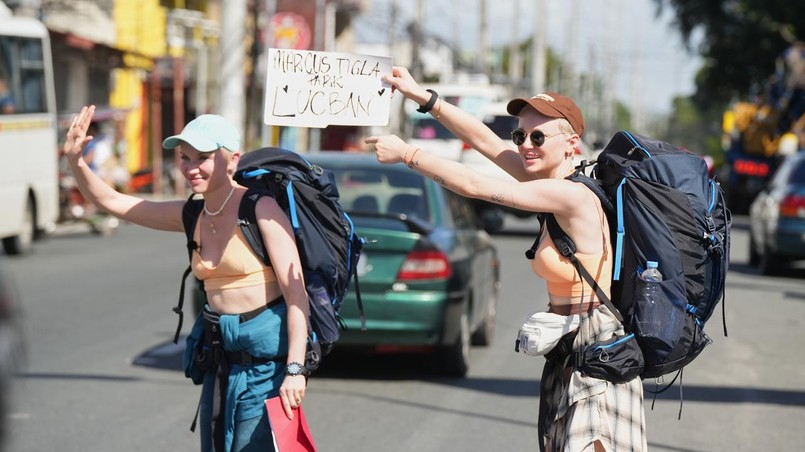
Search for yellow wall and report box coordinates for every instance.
[111,0,168,172]
[114,0,167,58]
[109,69,144,173]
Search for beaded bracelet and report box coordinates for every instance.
[403,146,415,165]
[406,148,421,168]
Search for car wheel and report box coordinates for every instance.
[2,198,35,256]
[758,243,786,276]
[439,308,470,377]
[478,206,505,233]
[471,288,497,347]
[748,233,760,267]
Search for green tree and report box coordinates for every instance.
[662,96,724,161]
[654,0,805,108]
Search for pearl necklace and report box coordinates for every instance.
[204,185,235,217]
[203,186,236,236]
[204,186,236,216]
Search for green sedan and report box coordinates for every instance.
[307,152,501,377]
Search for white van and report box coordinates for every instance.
[404,79,507,162]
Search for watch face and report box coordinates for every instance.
[286,363,303,375]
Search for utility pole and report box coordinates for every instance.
[478,0,488,75]
[509,0,521,95]
[219,0,246,137]
[630,12,643,132]
[561,0,580,97]
[452,1,460,69]
[389,0,397,56]
[531,0,547,94]
[602,0,619,135]
[410,0,424,81]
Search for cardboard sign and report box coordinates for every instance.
[264,48,392,128]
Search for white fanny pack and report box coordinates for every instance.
[515,311,581,357]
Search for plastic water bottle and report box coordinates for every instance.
[637,261,663,337]
[641,261,663,282]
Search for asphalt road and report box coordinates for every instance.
[3,215,805,451]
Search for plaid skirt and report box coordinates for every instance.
[538,306,647,452]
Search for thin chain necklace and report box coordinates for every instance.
[204,186,236,234]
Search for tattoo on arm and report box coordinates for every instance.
[491,193,504,203]
[509,182,516,208]
[433,175,446,186]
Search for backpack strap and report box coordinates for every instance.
[524,214,545,260]
[542,213,624,324]
[174,196,205,344]
[237,187,272,266]
[182,195,205,259]
[569,173,614,214]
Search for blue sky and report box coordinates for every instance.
[353,0,702,115]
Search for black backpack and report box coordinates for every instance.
[174,147,364,373]
[529,131,731,382]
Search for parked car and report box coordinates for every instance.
[748,152,805,275]
[307,152,500,377]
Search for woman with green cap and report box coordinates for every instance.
[62,105,312,452]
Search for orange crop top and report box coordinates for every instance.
[531,218,612,299]
[191,220,277,291]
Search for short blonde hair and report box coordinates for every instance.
[555,118,581,153]
[556,118,575,135]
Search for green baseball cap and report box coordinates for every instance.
[162,114,240,152]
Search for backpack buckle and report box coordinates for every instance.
[555,239,575,259]
[705,214,715,233]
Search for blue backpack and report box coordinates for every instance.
[530,131,731,384]
[175,147,364,373]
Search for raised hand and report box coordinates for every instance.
[382,66,423,99]
[63,105,96,162]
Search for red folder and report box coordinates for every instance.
[265,397,317,452]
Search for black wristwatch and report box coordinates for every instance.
[416,89,439,113]
[285,362,306,376]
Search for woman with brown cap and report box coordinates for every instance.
[367,67,646,451]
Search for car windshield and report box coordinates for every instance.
[483,114,518,139]
[411,117,455,140]
[329,166,431,223]
[790,160,805,184]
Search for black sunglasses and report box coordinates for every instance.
[510,128,567,147]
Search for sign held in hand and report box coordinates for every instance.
[264,49,392,128]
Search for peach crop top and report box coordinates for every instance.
[530,218,612,299]
[191,220,277,291]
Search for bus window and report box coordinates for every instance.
[0,35,48,114]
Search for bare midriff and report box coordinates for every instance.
[548,295,603,316]
[205,281,283,315]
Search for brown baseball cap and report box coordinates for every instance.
[506,92,585,137]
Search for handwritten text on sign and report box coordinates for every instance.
[264,49,392,128]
